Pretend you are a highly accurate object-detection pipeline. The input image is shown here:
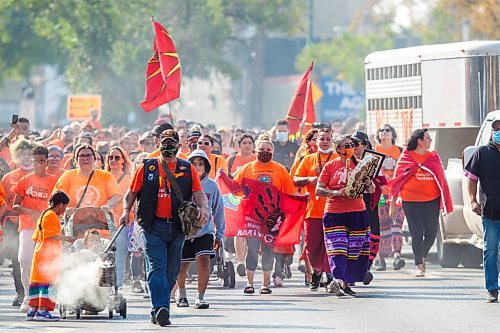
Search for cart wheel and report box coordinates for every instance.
[59,306,67,319]
[222,268,230,287]
[108,310,113,319]
[120,299,127,318]
[75,308,81,319]
[226,261,236,288]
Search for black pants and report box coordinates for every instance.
[402,198,440,265]
[4,219,23,297]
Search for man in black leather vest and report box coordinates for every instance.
[120,129,209,326]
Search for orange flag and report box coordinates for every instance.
[286,61,313,134]
[301,77,316,134]
[140,20,181,113]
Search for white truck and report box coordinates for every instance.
[364,41,500,268]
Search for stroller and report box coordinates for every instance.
[59,207,127,319]
[188,240,236,288]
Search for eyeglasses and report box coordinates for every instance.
[142,141,155,146]
[340,143,355,149]
[62,131,73,134]
[48,155,62,160]
[198,141,211,146]
[32,159,47,164]
[379,128,391,133]
[77,154,94,159]
[108,155,122,161]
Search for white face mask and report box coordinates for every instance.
[318,147,334,154]
[276,131,288,143]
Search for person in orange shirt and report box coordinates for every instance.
[374,124,405,271]
[26,191,75,321]
[196,135,227,179]
[1,138,35,306]
[13,146,58,313]
[316,134,375,296]
[53,144,121,216]
[289,128,318,179]
[233,134,296,295]
[119,129,209,326]
[105,146,133,288]
[294,128,337,290]
[390,129,448,277]
[226,134,256,276]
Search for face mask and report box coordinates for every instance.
[339,147,354,159]
[91,114,98,120]
[189,142,198,151]
[160,144,179,158]
[493,131,500,144]
[257,151,273,163]
[212,149,221,155]
[318,147,333,154]
[276,132,288,143]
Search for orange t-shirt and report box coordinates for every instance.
[375,144,402,195]
[47,168,65,178]
[228,154,256,176]
[233,160,296,195]
[53,169,121,208]
[2,168,31,206]
[31,210,62,283]
[295,152,338,219]
[112,173,133,228]
[208,153,228,179]
[130,160,202,219]
[400,151,441,202]
[318,157,366,214]
[177,151,189,160]
[16,173,58,231]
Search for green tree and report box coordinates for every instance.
[296,32,393,90]
[0,0,305,124]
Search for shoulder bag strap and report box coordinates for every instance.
[214,156,219,174]
[117,172,126,184]
[75,170,94,209]
[227,154,236,175]
[160,159,186,205]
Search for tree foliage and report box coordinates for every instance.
[0,0,304,122]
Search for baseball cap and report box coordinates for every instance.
[152,122,174,135]
[139,131,154,143]
[351,131,369,145]
[160,129,179,143]
[187,130,202,141]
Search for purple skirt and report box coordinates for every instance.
[323,211,370,283]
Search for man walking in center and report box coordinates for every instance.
[120,129,209,326]
[465,116,500,303]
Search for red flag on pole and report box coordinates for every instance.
[140,20,181,113]
[285,61,313,134]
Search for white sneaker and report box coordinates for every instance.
[273,276,284,287]
[20,301,30,313]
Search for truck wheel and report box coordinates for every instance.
[461,245,483,269]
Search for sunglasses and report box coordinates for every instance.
[77,153,94,159]
[340,143,355,149]
[379,128,391,133]
[198,141,211,146]
[108,155,122,161]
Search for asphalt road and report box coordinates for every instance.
[0,246,499,333]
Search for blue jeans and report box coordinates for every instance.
[143,219,184,315]
[482,217,500,292]
[114,225,129,288]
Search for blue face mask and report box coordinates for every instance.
[493,130,500,144]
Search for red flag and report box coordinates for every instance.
[286,61,313,134]
[217,172,307,246]
[140,20,181,112]
[301,78,316,134]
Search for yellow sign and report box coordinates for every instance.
[66,95,102,120]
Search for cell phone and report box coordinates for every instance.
[11,114,18,124]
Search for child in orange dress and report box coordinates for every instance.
[27,191,75,321]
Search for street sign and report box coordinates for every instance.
[320,79,364,121]
[66,95,101,120]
